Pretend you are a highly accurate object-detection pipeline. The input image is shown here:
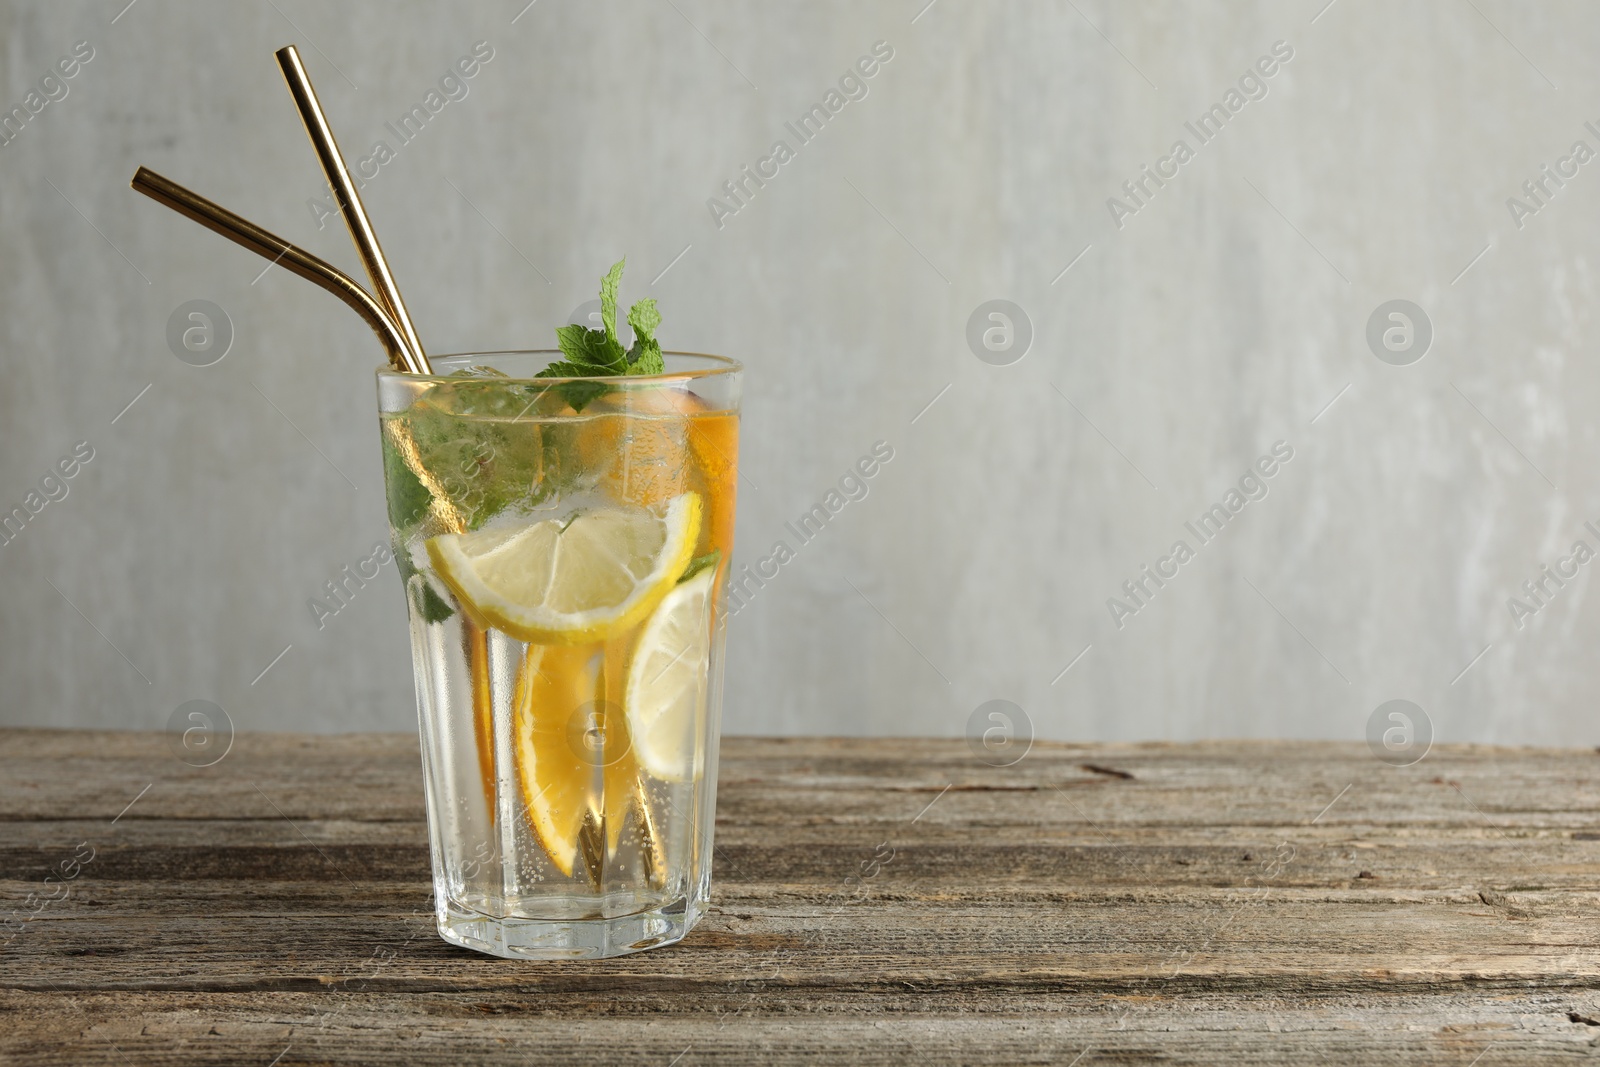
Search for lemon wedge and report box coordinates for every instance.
[426,493,701,645]
[625,568,715,782]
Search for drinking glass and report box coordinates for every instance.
[377,351,740,959]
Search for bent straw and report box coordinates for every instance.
[275,46,430,375]
[129,167,420,373]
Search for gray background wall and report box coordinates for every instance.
[2,0,1596,748]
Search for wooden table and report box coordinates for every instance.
[2,730,1597,1065]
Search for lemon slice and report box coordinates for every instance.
[625,568,715,782]
[426,493,701,645]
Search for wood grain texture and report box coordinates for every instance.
[2,729,1599,1065]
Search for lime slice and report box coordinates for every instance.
[426,493,701,645]
[625,569,715,782]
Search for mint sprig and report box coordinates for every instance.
[542,259,665,407]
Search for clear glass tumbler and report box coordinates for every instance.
[376,351,740,959]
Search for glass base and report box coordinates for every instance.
[436,894,704,960]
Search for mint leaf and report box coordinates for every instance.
[554,324,625,373]
[399,556,456,624]
[535,358,613,410]
[628,339,664,376]
[679,549,720,583]
[381,423,432,529]
[557,380,610,412]
[393,397,555,531]
[418,580,455,623]
[625,297,664,374]
[554,323,597,365]
[627,298,660,345]
[600,259,625,342]
[535,359,591,378]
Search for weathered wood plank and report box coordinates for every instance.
[2,730,1598,1065]
[3,989,1600,1066]
[0,990,1591,1066]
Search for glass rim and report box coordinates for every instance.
[376,349,742,386]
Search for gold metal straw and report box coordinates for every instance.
[275,46,430,375]
[272,49,512,848]
[129,167,419,371]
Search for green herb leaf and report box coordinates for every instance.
[627,298,660,345]
[554,324,596,365]
[553,379,610,412]
[628,339,664,376]
[534,359,592,379]
[625,297,664,374]
[679,549,721,583]
[388,399,552,531]
[417,579,456,623]
[600,259,625,342]
[398,556,457,624]
[381,425,433,530]
[536,355,613,411]
[554,324,626,373]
